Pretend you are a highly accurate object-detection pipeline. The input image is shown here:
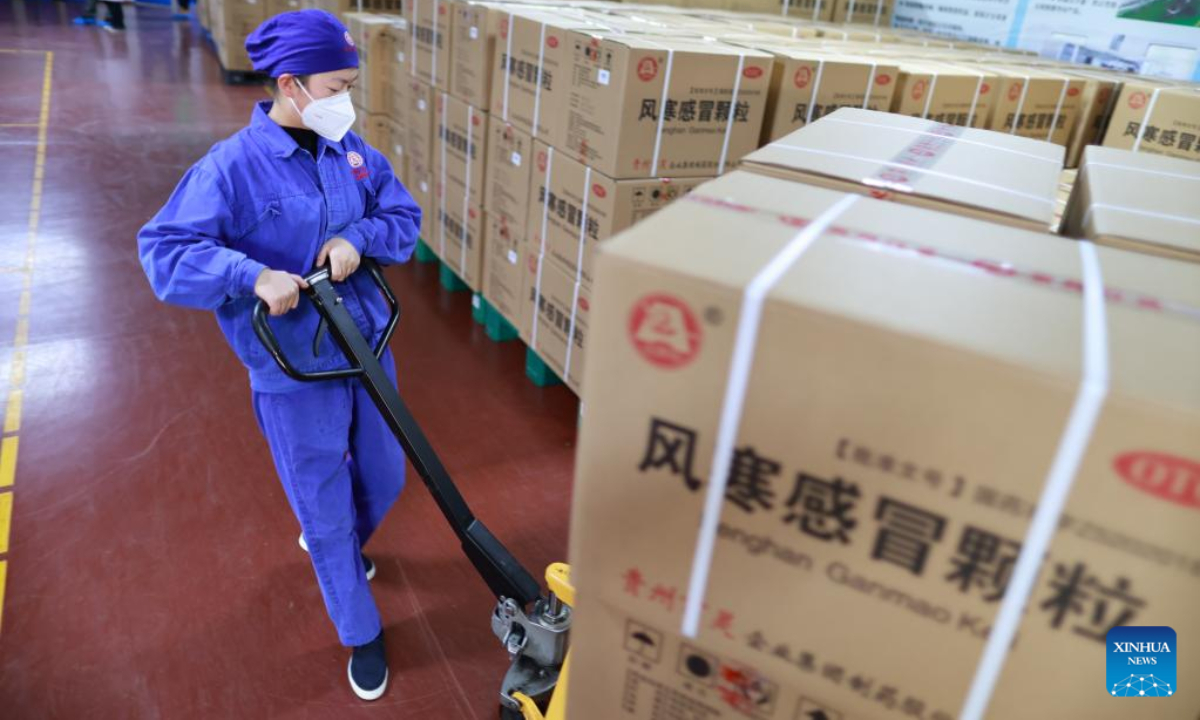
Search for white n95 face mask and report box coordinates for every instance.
[290,79,356,143]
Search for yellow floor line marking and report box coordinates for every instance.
[0,49,51,637]
[0,492,11,555]
[9,351,24,388]
[0,560,7,633]
[0,437,17,489]
[3,391,21,435]
[13,319,28,349]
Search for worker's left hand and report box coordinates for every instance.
[317,237,361,282]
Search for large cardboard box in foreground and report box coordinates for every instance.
[562,33,773,179]
[1064,146,1200,264]
[1103,83,1200,163]
[742,108,1063,230]
[568,168,1200,720]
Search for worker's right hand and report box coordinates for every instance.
[254,269,309,316]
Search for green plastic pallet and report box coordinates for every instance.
[525,347,562,387]
[414,239,437,263]
[439,262,469,292]
[471,293,486,325]
[485,301,519,343]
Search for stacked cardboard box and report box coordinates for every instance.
[210,0,267,72]
[308,0,1196,402]
[1064,146,1200,263]
[742,108,1064,230]
[567,161,1200,720]
[1102,83,1200,163]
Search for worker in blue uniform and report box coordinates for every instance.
[137,9,420,701]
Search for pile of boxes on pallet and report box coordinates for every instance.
[202,0,1200,399]
[567,107,1200,719]
[326,0,1199,398]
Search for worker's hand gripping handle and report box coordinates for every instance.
[251,258,401,382]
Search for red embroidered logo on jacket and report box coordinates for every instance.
[348,151,369,180]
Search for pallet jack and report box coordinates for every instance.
[252,260,571,719]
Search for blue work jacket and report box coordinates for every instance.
[138,101,421,392]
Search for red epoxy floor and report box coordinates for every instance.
[0,4,578,717]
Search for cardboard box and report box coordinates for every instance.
[483,214,525,328]
[363,113,390,151]
[742,108,1064,230]
[214,0,268,71]
[488,8,598,144]
[562,33,773,179]
[520,255,591,394]
[450,0,506,108]
[1060,70,1121,169]
[386,18,413,125]
[527,140,710,288]
[891,61,996,129]
[981,67,1086,148]
[1103,83,1200,163]
[567,167,1200,720]
[1064,146,1200,263]
[484,116,535,245]
[410,161,436,241]
[406,79,437,180]
[432,186,486,289]
[385,115,408,184]
[265,0,302,16]
[833,0,894,25]
[433,91,489,218]
[781,0,837,22]
[755,45,899,144]
[344,13,396,115]
[410,0,452,89]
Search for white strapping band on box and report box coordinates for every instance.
[1131,88,1163,153]
[821,116,1060,163]
[562,165,593,380]
[1082,203,1200,233]
[461,103,475,280]
[767,143,1058,206]
[530,145,555,351]
[439,92,449,259]
[676,191,1112,720]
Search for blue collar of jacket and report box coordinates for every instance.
[249,100,347,159]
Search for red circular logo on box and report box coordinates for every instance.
[1067,86,1080,97]
[438,4,446,14]
[911,79,927,101]
[876,74,891,85]
[528,255,538,272]
[579,297,590,312]
[593,183,607,198]
[638,57,659,82]
[1129,91,1147,109]
[537,151,548,171]
[794,66,812,89]
[469,207,478,219]
[1008,82,1022,101]
[629,294,702,369]
[500,19,508,38]
[548,35,559,48]
[743,65,763,79]
[472,114,482,126]
[980,82,990,95]
[1114,452,1200,510]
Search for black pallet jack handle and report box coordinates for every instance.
[252,259,543,609]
